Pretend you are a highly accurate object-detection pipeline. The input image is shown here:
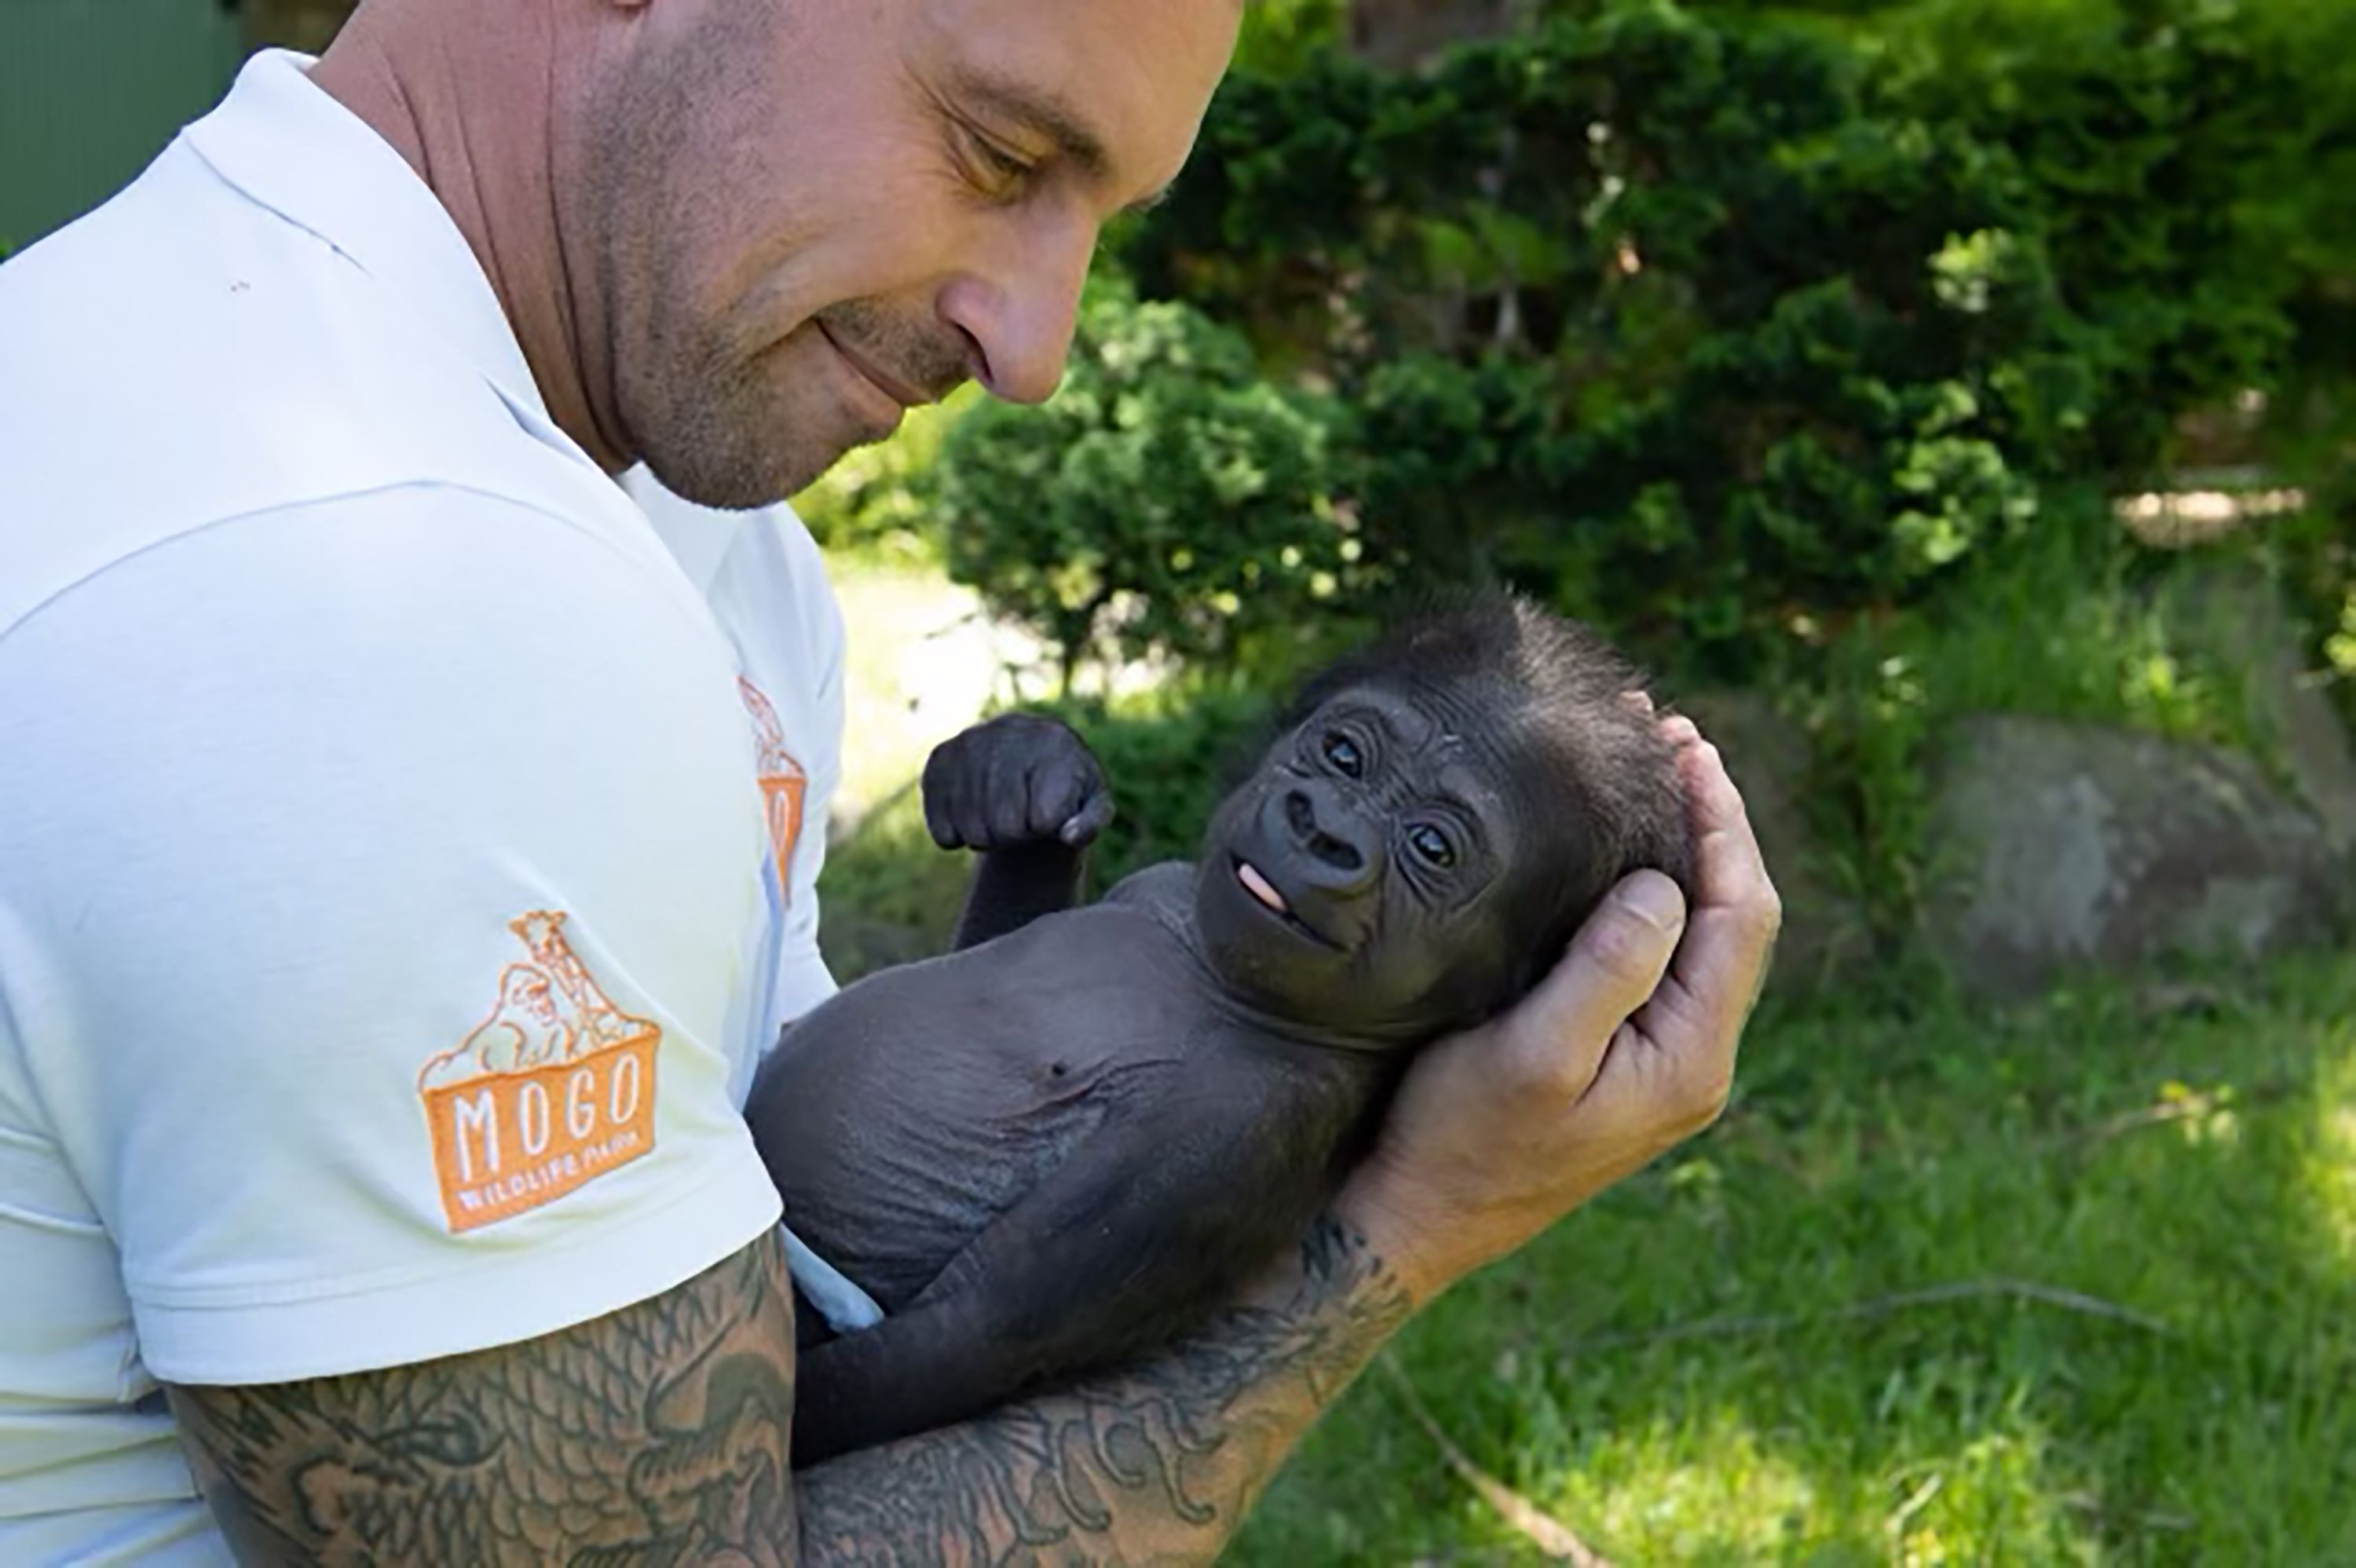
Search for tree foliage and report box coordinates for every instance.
[927,0,2350,689]
[934,280,1364,680]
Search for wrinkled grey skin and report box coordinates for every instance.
[748,605,1692,1468]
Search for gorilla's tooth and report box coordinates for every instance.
[1237,860,1290,916]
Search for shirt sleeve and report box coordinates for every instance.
[0,484,785,1386]
[768,509,847,1025]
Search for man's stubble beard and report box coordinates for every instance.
[632,323,839,510]
[582,6,847,510]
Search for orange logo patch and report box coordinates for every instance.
[418,912,660,1233]
[737,676,807,894]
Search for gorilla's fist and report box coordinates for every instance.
[922,715,1114,853]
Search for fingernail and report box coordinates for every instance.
[1621,871,1686,933]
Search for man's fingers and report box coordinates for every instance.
[1681,737,1782,959]
[1622,739,1778,1120]
[1497,868,1685,1100]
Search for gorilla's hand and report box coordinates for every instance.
[923,714,1114,853]
[1333,716,1780,1305]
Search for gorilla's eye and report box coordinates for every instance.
[1407,823,1456,868]
[1322,733,1365,779]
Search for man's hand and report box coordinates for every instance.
[922,714,1114,852]
[1336,716,1780,1303]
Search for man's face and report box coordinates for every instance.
[580,0,1239,508]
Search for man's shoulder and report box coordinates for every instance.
[0,141,591,643]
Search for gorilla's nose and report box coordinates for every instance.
[1279,782,1384,894]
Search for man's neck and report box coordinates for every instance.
[310,2,631,473]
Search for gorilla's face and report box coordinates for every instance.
[1192,678,1578,1044]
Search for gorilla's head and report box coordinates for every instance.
[1191,595,1694,1045]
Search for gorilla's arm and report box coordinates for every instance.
[953,839,1089,951]
[921,715,1113,951]
[790,1098,1323,1466]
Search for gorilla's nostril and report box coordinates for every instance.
[1286,788,1365,873]
[1312,834,1363,872]
[1286,790,1315,837]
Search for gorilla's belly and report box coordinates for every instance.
[785,1068,1115,1310]
[756,938,1186,1313]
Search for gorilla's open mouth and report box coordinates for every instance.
[1237,858,1289,915]
[1233,857,1341,950]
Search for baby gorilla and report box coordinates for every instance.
[750,595,1692,1466]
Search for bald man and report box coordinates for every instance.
[0,2,1779,1561]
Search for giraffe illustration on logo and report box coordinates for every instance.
[418,912,662,1233]
[737,676,808,895]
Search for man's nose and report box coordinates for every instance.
[1277,780,1385,897]
[937,208,1095,406]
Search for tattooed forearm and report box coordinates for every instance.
[169,1217,1410,1566]
[796,1213,1414,1566]
[167,1230,801,1566]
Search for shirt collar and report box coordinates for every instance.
[183,49,555,436]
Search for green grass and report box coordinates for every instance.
[1231,950,2356,1565]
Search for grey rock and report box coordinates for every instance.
[2160,561,2356,857]
[1926,715,2346,997]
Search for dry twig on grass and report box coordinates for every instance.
[1375,1357,1612,1567]
[1564,1276,2173,1355]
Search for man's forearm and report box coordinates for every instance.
[173,1222,1410,1566]
[797,1214,1413,1563]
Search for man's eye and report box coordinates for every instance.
[958,125,1037,200]
[1407,824,1455,868]
[1322,733,1364,778]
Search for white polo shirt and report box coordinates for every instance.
[0,51,843,1563]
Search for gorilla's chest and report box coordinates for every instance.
[751,907,1224,1310]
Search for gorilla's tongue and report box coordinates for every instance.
[1237,859,1290,916]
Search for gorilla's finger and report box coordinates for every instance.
[921,746,964,850]
[979,730,1032,846]
[1031,752,1091,836]
[1059,788,1115,846]
[953,733,998,850]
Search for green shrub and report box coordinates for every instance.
[858,0,2352,700]
[1050,0,2337,689]
[790,391,978,568]
[1868,0,2325,472]
[934,280,1366,684]
[1107,2,2113,683]
[1231,0,1344,78]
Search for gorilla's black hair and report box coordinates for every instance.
[1279,591,1695,1009]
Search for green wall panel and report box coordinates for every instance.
[1,0,244,250]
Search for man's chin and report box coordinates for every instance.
[635,429,836,513]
